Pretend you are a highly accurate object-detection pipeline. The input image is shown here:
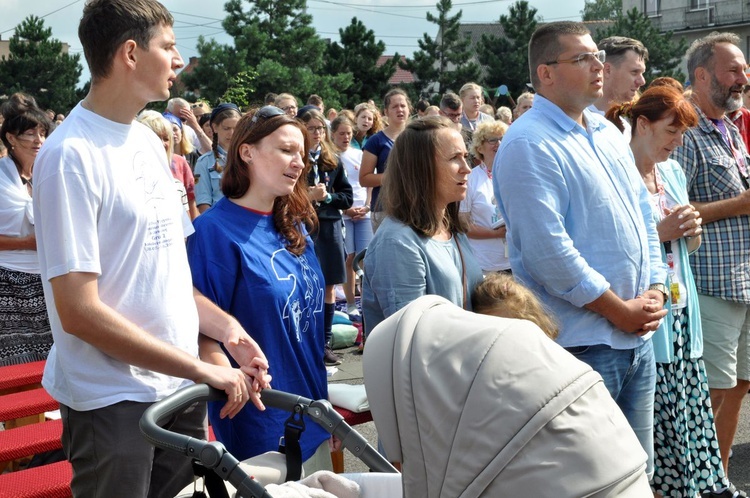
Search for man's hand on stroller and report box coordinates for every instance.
[196,362,253,419]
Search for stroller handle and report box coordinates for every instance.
[140,383,272,498]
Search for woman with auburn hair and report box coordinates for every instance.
[608,86,731,498]
[187,107,333,472]
[362,116,482,337]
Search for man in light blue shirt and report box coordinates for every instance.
[493,21,668,477]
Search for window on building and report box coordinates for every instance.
[645,0,660,15]
[690,0,710,9]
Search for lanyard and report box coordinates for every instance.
[480,163,492,181]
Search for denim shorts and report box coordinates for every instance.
[344,217,373,255]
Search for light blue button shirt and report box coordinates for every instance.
[493,95,666,350]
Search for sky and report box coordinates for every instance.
[1,0,587,87]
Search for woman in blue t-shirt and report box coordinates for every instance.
[188,106,333,471]
[359,88,410,231]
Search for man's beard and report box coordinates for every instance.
[710,74,743,112]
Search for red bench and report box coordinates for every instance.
[330,405,373,473]
[0,361,45,396]
[0,460,72,498]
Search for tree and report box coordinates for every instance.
[179,0,353,106]
[0,15,82,113]
[179,37,248,105]
[597,8,688,83]
[581,0,623,21]
[400,0,481,98]
[324,17,399,107]
[477,0,539,97]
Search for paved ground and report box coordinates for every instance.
[329,345,750,489]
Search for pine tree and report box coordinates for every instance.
[179,0,352,106]
[581,0,623,21]
[400,0,481,98]
[0,16,82,113]
[324,17,399,107]
[477,1,539,97]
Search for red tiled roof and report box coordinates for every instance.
[377,55,415,85]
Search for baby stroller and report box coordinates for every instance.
[363,295,653,498]
[140,384,399,497]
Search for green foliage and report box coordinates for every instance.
[179,36,247,105]
[400,0,481,98]
[477,0,539,98]
[597,8,688,83]
[324,17,399,107]
[179,0,356,107]
[581,0,623,21]
[0,15,82,114]
[222,69,260,108]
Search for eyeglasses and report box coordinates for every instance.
[306,126,326,134]
[485,137,502,145]
[545,50,606,67]
[251,105,285,123]
[281,105,298,113]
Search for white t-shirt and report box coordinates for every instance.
[33,103,199,411]
[459,165,510,271]
[0,156,39,273]
[339,147,369,219]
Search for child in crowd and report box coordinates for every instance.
[472,273,559,340]
[351,102,382,150]
[299,108,353,366]
[330,115,372,321]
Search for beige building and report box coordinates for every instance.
[622,0,750,79]
[0,39,70,60]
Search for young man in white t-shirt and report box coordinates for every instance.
[33,1,270,496]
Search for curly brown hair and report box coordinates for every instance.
[221,110,317,256]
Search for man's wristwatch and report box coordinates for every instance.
[648,283,668,303]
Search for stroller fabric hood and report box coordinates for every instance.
[364,295,651,498]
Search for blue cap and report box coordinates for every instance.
[210,103,241,123]
[162,112,182,129]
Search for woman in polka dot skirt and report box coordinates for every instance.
[609,84,735,497]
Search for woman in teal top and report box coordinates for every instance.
[609,83,730,498]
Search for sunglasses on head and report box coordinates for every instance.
[252,105,285,123]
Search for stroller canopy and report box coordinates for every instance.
[363,295,651,498]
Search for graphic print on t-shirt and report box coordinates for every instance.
[132,149,178,253]
[272,249,323,341]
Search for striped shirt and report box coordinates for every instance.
[671,103,750,303]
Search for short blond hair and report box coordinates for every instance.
[459,82,483,99]
[472,273,559,339]
[470,120,508,161]
[137,109,173,162]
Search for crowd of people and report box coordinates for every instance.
[1,0,750,496]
